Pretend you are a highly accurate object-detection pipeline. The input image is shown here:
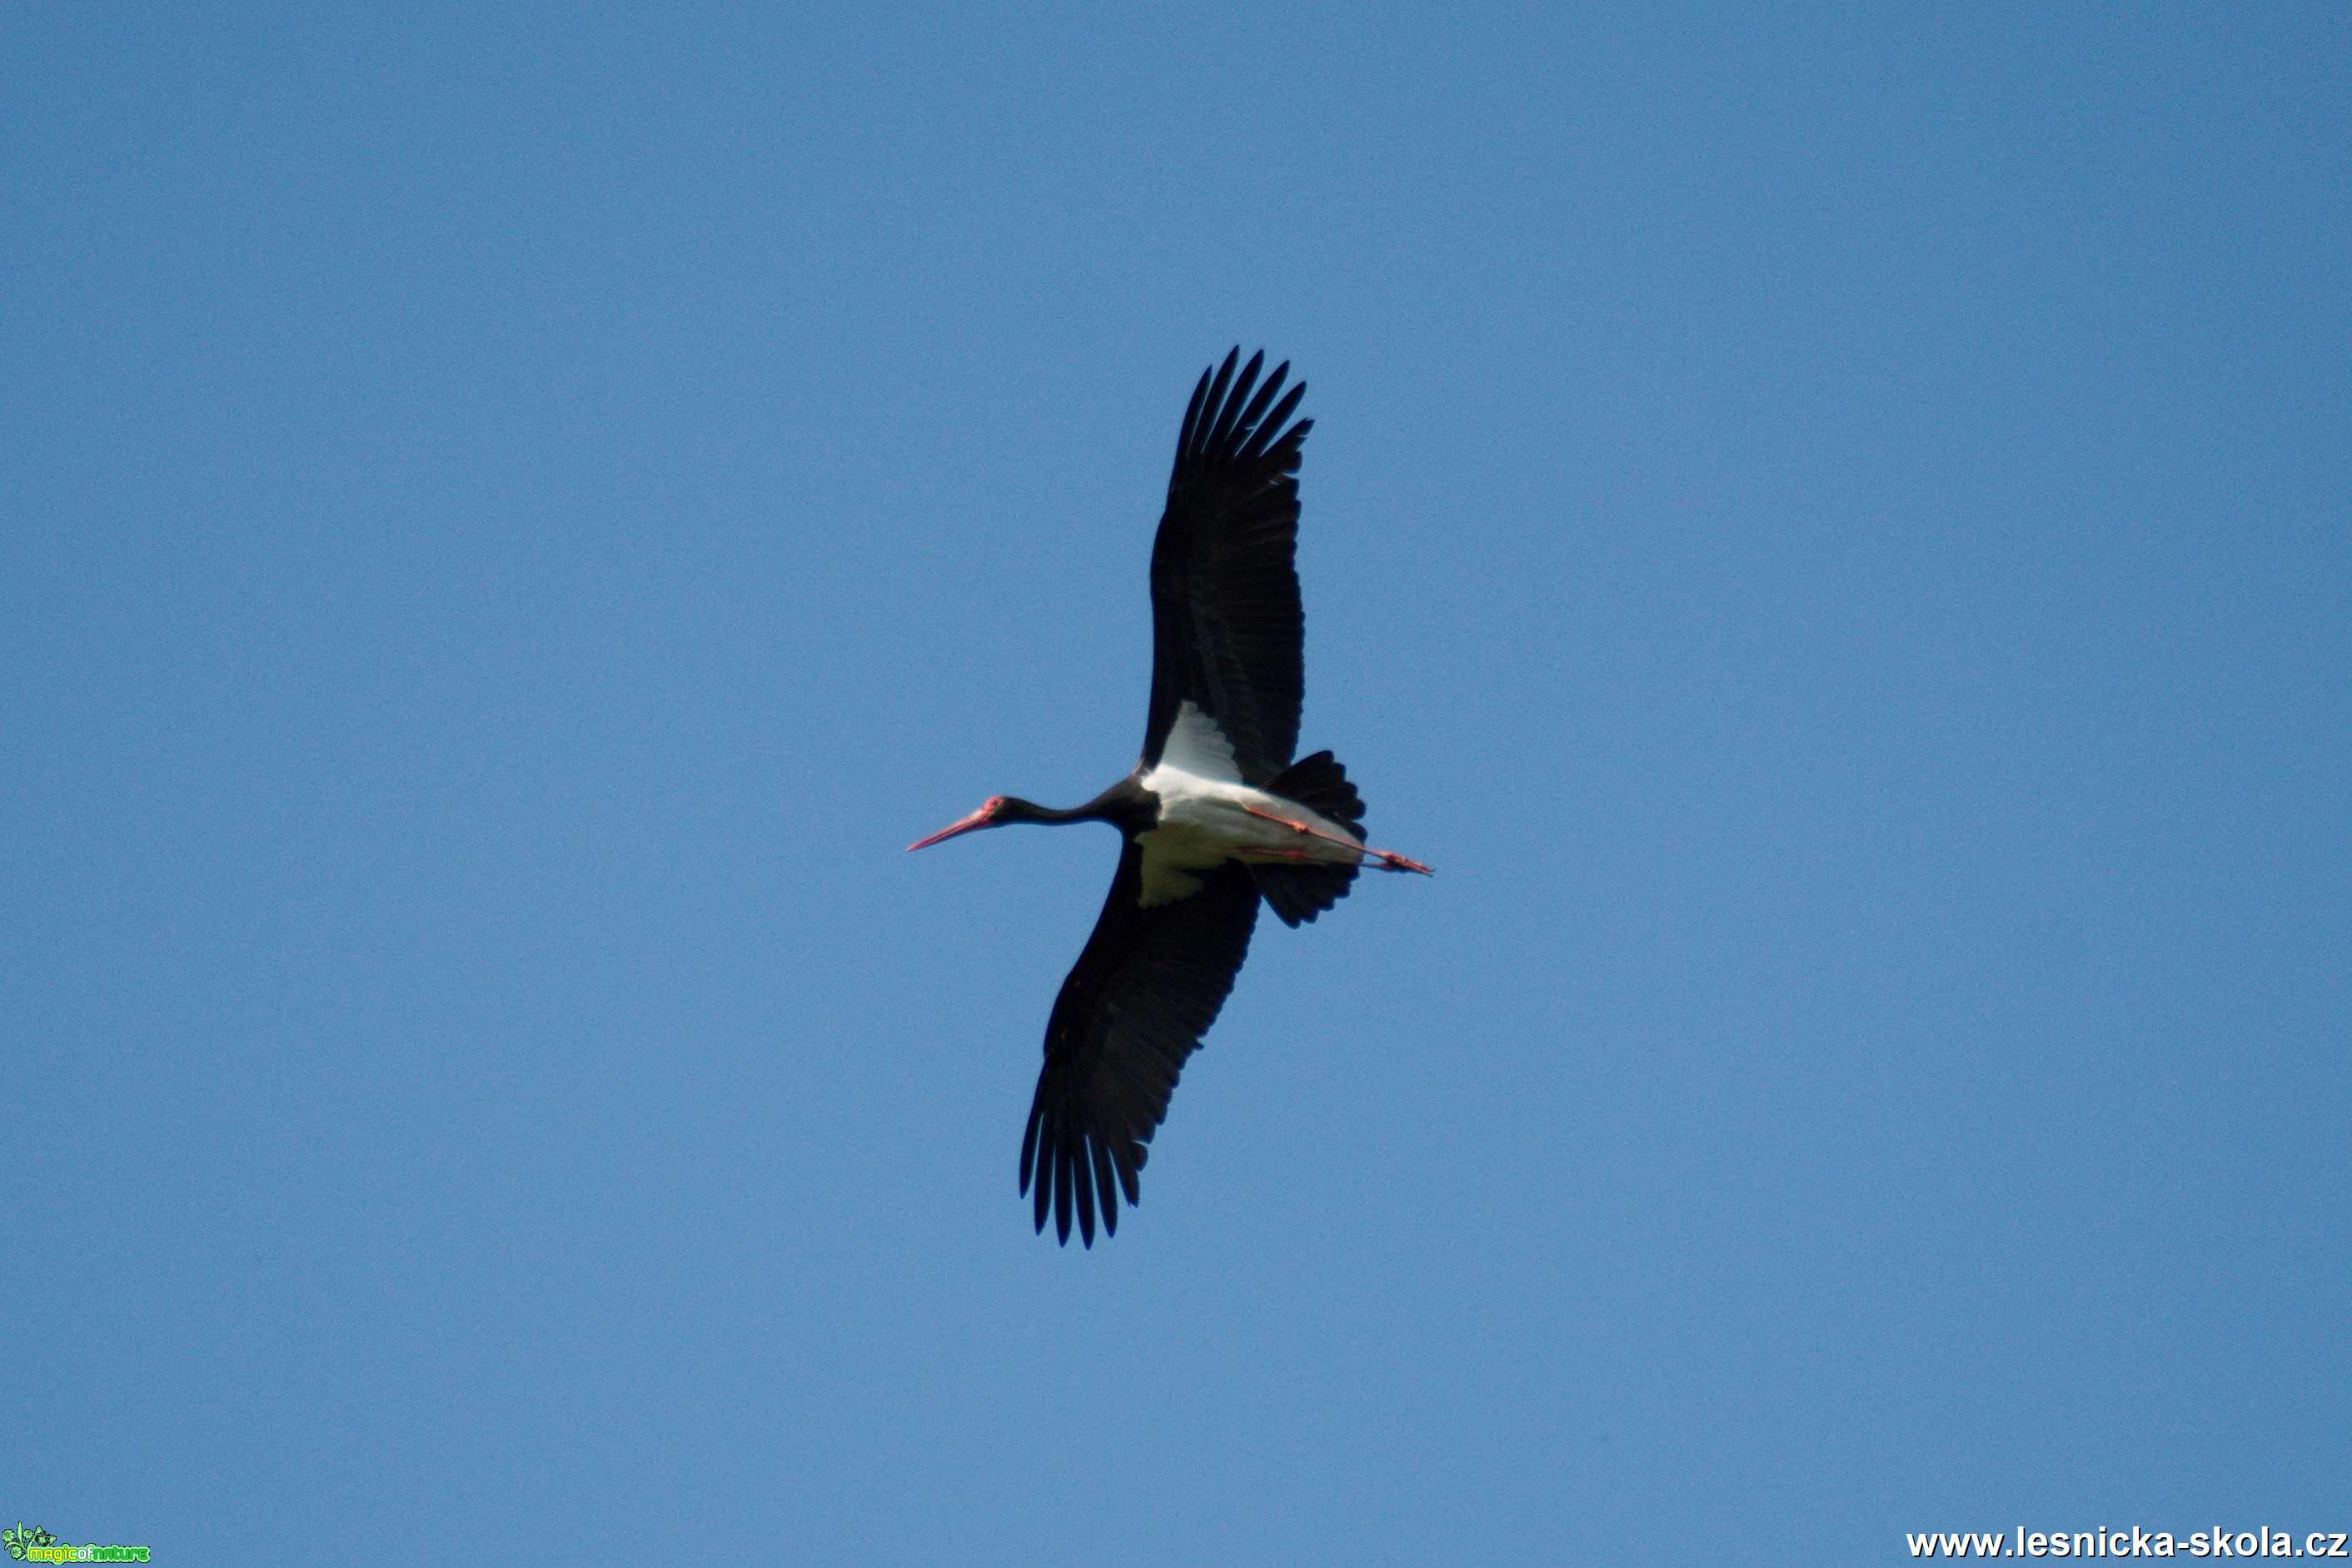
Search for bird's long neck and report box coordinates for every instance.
[999,798,1099,826]
[1005,777,1152,833]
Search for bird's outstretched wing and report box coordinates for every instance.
[1020,842,1262,1246]
[1144,348,1313,785]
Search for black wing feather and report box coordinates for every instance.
[1019,843,1262,1246]
[1144,348,1313,784]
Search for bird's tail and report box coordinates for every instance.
[1250,750,1365,927]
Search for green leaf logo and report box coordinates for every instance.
[2,1526,61,1562]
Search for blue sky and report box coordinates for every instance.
[7,2,2346,1561]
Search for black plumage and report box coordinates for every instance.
[1143,349,1312,785]
[909,349,1429,1247]
[1021,837,1260,1244]
[1018,351,1319,1244]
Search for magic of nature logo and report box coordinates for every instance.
[2,1524,149,1564]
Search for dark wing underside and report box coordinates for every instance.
[1020,841,1262,1246]
[1144,348,1313,785]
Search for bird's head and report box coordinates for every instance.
[907,794,1024,852]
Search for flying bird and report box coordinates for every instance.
[909,349,1431,1246]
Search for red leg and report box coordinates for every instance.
[1243,805,1433,874]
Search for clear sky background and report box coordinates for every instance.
[7,3,2346,1562]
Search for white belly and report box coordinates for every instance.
[1133,762,1366,908]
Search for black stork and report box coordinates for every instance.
[909,348,1432,1247]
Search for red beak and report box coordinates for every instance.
[907,805,996,853]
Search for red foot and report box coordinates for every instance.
[1243,805,1432,874]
